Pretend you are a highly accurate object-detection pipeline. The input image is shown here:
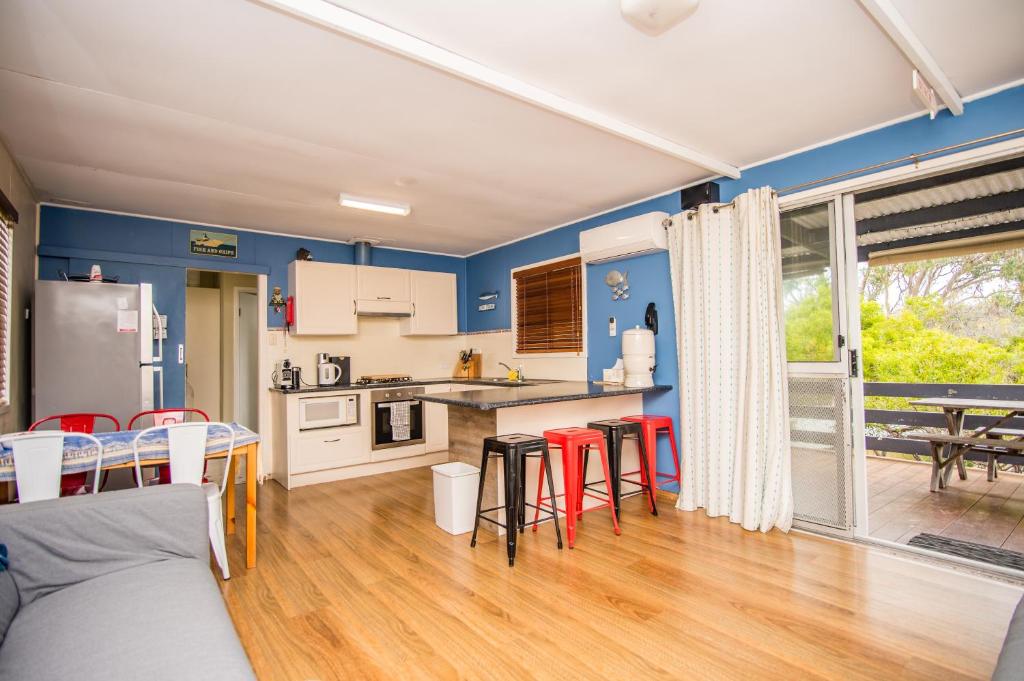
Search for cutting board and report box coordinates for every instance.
[452,353,482,379]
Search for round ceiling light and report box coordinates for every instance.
[620,0,700,36]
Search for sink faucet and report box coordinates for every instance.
[498,362,525,381]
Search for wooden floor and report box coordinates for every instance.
[868,455,1024,550]
[221,466,1022,681]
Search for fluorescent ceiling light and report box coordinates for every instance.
[339,194,411,216]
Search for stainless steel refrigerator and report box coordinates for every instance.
[33,280,164,427]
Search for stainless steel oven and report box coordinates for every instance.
[370,386,425,450]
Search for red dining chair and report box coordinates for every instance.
[28,413,120,495]
[128,408,210,485]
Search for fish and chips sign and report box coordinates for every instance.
[189,230,238,258]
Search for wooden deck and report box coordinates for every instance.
[869,455,1024,550]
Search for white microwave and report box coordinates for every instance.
[298,394,360,431]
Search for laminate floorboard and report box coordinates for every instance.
[221,466,1022,680]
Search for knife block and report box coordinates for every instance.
[452,353,482,378]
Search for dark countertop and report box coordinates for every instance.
[417,382,671,410]
[269,377,564,394]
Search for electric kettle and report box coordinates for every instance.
[316,352,342,386]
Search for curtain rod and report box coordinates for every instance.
[776,127,1024,195]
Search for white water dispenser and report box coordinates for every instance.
[622,326,655,388]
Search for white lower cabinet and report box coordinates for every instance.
[292,426,368,474]
[271,387,446,489]
[424,383,451,453]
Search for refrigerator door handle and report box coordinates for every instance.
[152,303,163,363]
[153,365,164,410]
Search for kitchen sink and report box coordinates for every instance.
[472,378,561,387]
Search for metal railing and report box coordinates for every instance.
[865,382,1024,465]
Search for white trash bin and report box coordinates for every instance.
[431,461,480,535]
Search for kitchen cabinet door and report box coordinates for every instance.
[423,383,450,453]
[401,271,457,336]
[356,265,411,303]
[292,426,369,473]
[288,261,357,335]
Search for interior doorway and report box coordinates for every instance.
[185,270,259,426]
[235,288,259,429]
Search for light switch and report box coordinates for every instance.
[608,316,617,337]
[177,344,184,364]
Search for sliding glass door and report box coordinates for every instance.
[780,194,864,536]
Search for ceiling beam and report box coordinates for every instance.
[254,0,741,179]
[857,0,963,116]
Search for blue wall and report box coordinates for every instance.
[36,84,1024,484]
[38,206,468,408]
[463,83,1024,493]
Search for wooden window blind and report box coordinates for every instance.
[0,221,10,407]
[513,256,583,354]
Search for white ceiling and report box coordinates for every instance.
[0,0,1022,256]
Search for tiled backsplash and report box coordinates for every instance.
[266,319,587,382]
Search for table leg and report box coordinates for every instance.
[942,409,966,485]
[225,455,237,535]
[246,443,257,569]
[929,442,942,492]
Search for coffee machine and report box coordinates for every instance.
[273,359,300,389]
[329,355,351,386]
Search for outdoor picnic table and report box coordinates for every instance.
[907,398,1024,492]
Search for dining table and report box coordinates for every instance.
[908,397,1024,491]
[0,423,261,568]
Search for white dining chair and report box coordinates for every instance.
[132,422,235,579]
[0,431,104,503]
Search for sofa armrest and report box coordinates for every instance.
[994,596,1024,680]
[0,484,209,608]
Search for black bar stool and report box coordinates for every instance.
[470,434,563,566]
[586,419,658,517]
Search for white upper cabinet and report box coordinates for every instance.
[355,265,413,316]
[289,261,457,336]
[401,270,457,336]
[288,260,357,335]
[356,266,410,301]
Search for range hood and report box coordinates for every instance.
[355,298,413,317]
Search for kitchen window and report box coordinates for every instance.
[512,256,584,354]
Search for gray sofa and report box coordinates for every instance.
[995,597,1024,680]
[0,484,255,681]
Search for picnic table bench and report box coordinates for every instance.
[905,433,1024,492]
[907,397,1024,492]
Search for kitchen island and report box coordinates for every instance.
[419,381,672,532]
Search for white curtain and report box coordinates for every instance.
[668,187,793,532]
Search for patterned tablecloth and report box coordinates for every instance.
[0,423,260,481]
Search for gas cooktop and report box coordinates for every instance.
[354,374,413,385]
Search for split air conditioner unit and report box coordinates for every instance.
[579,211,670,264]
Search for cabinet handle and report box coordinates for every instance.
[377,296,391,300]
[412,302,416,316]
[352,300,356,314]
[324,438,341,443]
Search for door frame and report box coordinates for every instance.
[232,286,259,426]
[779,134,1024,540]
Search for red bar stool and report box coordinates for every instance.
[622,415,681,490]
[533,427,620,548]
